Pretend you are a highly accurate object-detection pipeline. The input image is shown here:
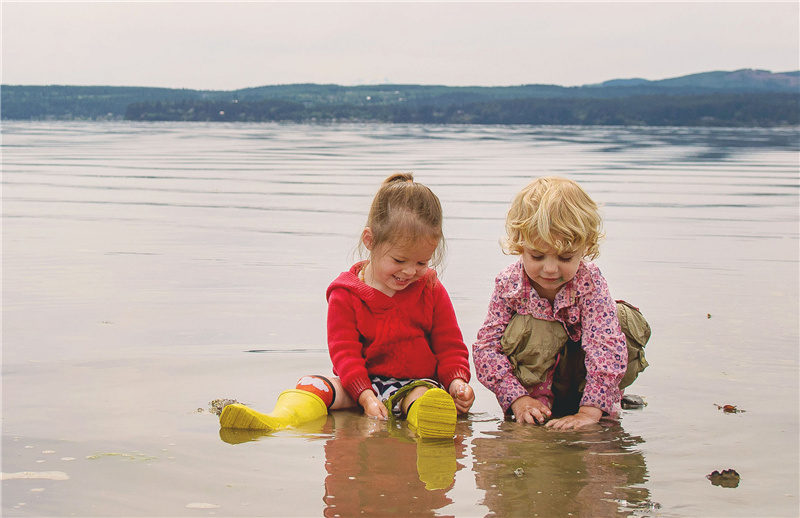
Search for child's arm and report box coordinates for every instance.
[327,289,376,404]
[575,267,627,417]
[472,276,531,413]
[546,264,626,430]
[427,281,473,410]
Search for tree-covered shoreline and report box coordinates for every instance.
[120,93,799,127]
[3,69,798,127]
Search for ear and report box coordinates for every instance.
[362,227,374,251]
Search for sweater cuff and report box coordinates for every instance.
[497,377,532,413]
[440,369,472,392]
[580,382,622,418]
[345,377,375,404]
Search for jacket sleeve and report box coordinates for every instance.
[577,270,627,416]
[472,276,530,412]
[327,288,374,402]
[428,281,472,390]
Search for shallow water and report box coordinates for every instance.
[2,121,798,517]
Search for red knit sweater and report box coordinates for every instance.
[326,261,472,403]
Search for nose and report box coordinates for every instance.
[402,265,417,276]
[542,258,559,274]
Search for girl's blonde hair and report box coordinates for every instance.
[503,176,604,260]
[358,172,445,268]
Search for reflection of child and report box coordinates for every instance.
[221,173,474,438]
[473,176,632,430]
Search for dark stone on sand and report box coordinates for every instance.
[707,469,740,488]
[621,394,646,409]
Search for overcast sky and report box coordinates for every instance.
[2,1,798,90]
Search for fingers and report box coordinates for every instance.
[361,394,388,420]
[545,414,592,430]
[449,382,475,415]
[456,385,475,414]
[455,398,473,415]
[511,398,552,425]
[515,407,546,424]
[545,416,567,429]
[449,380,467,399]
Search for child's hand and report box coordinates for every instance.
[358,390,389,420]
[510,395,551,424]
[545,406,602,430]
[448,378,475,414]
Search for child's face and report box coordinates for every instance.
[522,245,584,301]
[362,230,438,297]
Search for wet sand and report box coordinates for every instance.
[2,122,798,516]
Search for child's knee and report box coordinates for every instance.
[295,375,335,408]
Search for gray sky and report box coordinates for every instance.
[2,1,798,90]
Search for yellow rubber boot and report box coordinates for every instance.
[407,388,457,439]
[219,390,327,430]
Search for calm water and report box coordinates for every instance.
[2,121,798,517]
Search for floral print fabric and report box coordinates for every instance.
[472,260,627,416]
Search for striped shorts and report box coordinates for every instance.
[371,376,444,411]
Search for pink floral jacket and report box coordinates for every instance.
[472,260,627,416]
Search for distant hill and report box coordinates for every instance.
[2,69,798,126]
[590,69,800,92]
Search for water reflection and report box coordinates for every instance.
[218,410,470,516]
[471,420,654,517]
[322,411,470,518]
[217,410,656,517]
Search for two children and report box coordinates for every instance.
[220,174,646,435]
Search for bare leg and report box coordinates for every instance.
[400,386,430,415]
[328,377,359,411]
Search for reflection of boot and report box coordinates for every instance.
[407,388,457,439]
[416,438,457,490]
[219,390,327,430]
[219,427,270,445]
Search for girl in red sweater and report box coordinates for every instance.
[221,173,474,438]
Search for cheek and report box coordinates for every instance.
[522,259,538,277]
[565,261,581,277]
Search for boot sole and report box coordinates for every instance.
[414,389,457,439]
[219,403,280,430]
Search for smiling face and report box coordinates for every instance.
[362,228,439,297]
[522,244,584,303]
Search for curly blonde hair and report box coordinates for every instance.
[502,176,604,260]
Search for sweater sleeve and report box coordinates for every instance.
[577,270,627,416]
[327,288,374,402]
[472,276,530,412]
[429,281,472,390]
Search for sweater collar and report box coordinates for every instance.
[327,261,430,310]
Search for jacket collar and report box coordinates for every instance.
[502,259,595,309]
